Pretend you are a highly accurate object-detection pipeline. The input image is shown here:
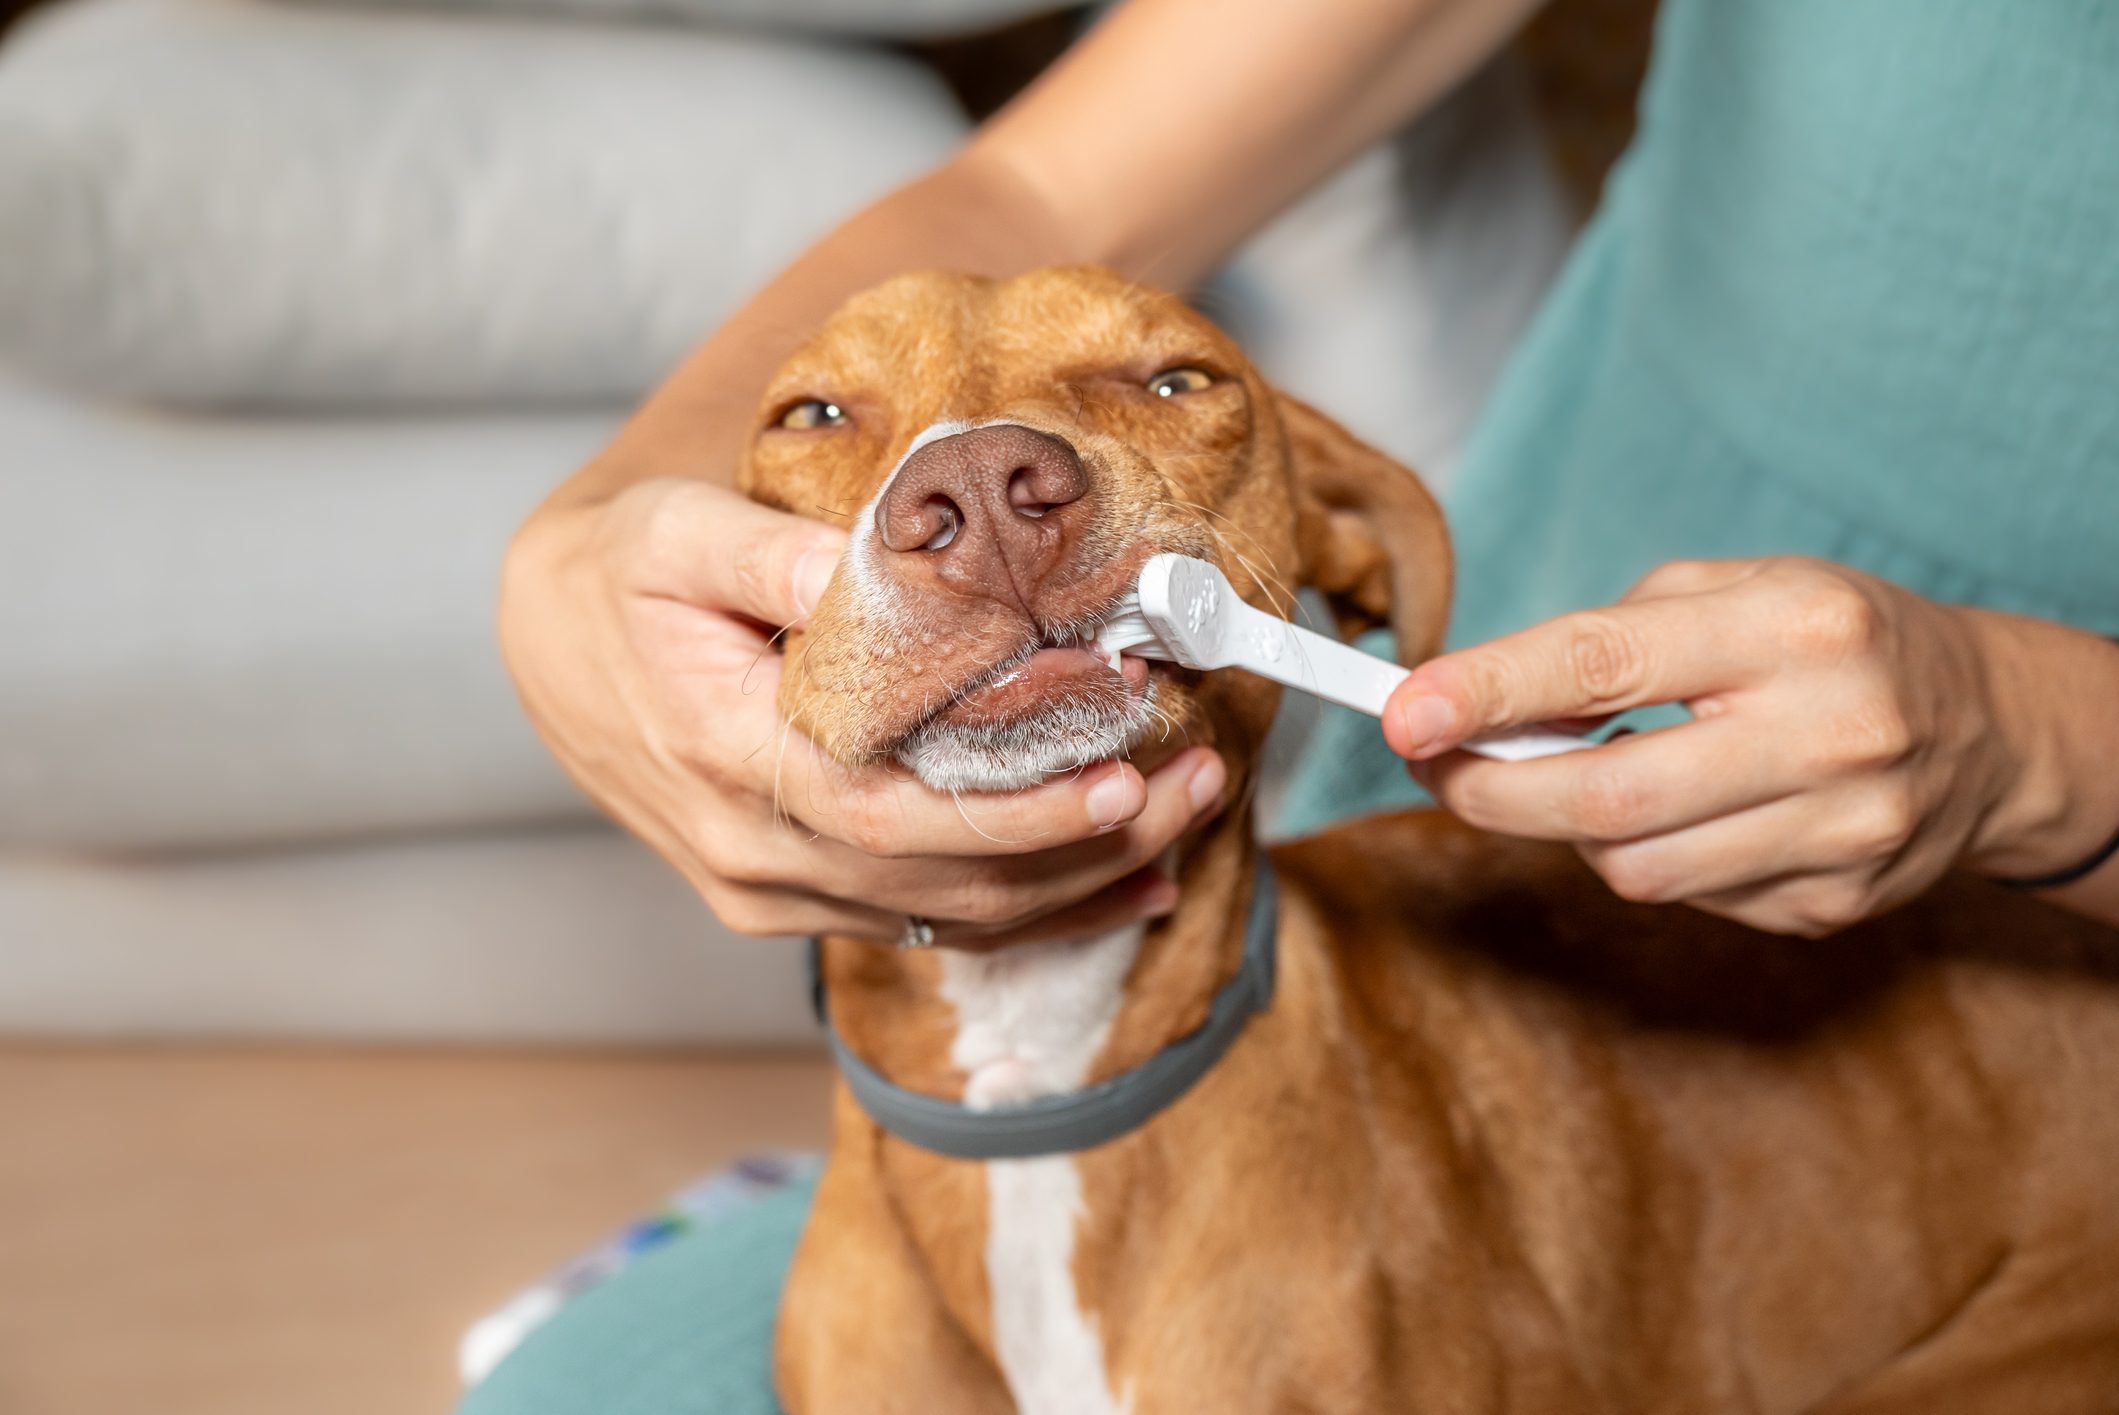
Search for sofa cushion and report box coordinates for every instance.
[0,0,968,409]
[0,371,608,849]
[0,825,818,1043]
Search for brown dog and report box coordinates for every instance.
[738,266,2119,1414]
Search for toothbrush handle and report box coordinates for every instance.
[1459,726,1599,763]
[1244,613,1411,715]
[1246,613,1595,764]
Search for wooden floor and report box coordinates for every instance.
[0,1045,835,1415]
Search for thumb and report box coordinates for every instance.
[636,482,848,627]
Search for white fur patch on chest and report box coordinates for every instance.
[939,926,1140,1415]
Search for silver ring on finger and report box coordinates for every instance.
[897,914,937,950]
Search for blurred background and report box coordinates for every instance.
[0,0,1647,1409]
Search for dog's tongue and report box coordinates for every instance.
[940,644,1148,729]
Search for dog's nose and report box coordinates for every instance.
[876,425,1089,591]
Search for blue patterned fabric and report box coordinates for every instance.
[458,1177,814,1415]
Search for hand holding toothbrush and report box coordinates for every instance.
[1383,557,2119,938]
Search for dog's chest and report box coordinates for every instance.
[938,927,1140,1415]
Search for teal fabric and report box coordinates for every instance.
[1282,0,2119,834]
[464,5,2119,1410]
[458,1179,813,1415]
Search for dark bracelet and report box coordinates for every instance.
[2002,820,2119,891]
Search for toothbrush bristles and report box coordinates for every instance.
[1092,592,1165,660]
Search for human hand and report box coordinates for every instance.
[498,476,1225,948]
[1382,557,2119,936]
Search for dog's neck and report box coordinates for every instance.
[817,806,1259,1116]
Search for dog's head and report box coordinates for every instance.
[741,266,1452,795]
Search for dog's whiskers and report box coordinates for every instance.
[1159,490,1305,621]
[742,621,799,696]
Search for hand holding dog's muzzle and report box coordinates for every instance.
[499,475,1224,949]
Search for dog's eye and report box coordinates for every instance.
[779,399,848,431]
[1145,367,1213,398]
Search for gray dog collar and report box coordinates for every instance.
[808,860,1278,1161]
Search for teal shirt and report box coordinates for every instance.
[1284,0,2119,833]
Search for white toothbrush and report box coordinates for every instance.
[1095,553,1595,764]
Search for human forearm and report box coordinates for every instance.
[552,0,1541,509]
[975,0,1545,280]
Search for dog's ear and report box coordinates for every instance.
[1281,393,1454,666]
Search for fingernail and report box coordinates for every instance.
[1396,695,1457,754]
[1086,767,1140,830]
[1186,753,1227,814]
[791,545,836,619]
